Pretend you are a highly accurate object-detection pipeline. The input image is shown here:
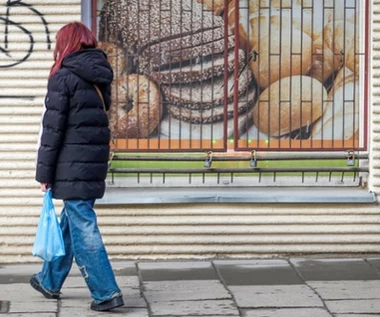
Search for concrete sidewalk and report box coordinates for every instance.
[1,258,380,316]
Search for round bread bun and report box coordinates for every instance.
[312,74,359,141]
[110,74,163,139]
[324,21,356,56]
[253,76,326,137]
[227,0,253,49]
[249,29,312,89]
[345,40,359,74]
[227,0,294,50]
[309,36,339,84]
[98,41,130,76]
[196,0,229,15]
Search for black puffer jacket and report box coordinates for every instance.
[36,49,113,200]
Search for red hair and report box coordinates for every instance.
[50,22,97,77]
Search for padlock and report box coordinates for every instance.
[347,157,355,166]
[346,150,355,166]
[250,150,257,167]
[204,151,213,168]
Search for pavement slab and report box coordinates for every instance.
[290,258,380,281]
[138,261,218,281]
[0,284,56,301]
[230,285,324,308]
[143,280,224,292]
[243,308,332,317]
[214,259,304,285]
[308,280,380,300]
[1,312,57,317]
[366,258,380,273]
[149,299,238,316]
[2,259,380,317]
[59,307,149,317]
[326,299,380,314]
[62,275,140,288]
[144,280,230,302]
[8,301,57,313]
[335,315,379,317]
[113,261,138,276]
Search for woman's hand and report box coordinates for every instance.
[40,183,49,192]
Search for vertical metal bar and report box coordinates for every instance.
[233,0,240,151]
[342,2,347,149]
[90,0,97,36]
[364,0,370,150]
[190,0,195,150]
[179,0,184,150]
[222,0,228,150]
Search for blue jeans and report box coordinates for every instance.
[36,199,122,304]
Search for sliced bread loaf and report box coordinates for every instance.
[166,84,257,123]
[161,64,252,109]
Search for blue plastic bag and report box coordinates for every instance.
[32,189,65,261]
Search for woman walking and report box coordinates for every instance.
[31,22,124,312]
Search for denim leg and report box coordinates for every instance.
[64,199,121,304]
[38,207,74,292]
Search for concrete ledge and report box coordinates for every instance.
[96,187,376,205]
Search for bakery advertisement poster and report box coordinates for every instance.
[95,0,367,151]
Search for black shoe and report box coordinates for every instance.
[90,296,124,311]
[29,274,60,300]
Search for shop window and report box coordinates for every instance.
[91,0,369,189]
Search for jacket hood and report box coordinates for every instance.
[62,49,113,85]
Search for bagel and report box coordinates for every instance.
[253,76,326,137]
[110,74,162,139]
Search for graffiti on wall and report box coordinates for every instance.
[0,0,51,68]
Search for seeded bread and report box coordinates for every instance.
[149,49,245,84]
[99,0,223,54]
[166,84,257,123]
[138,29,234,72]
[161,64,252,109]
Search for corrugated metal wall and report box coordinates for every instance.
[0,1,380,263]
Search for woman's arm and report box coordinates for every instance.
[35,74,70,185]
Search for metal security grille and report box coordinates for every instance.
[93,0,368,153]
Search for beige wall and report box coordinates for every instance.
[0,1,379,263]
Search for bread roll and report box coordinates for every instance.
[196,0,229,15]
[324,21,356,56]
[345,40,359,74]
[309,21,357,84]
[253,76,326,137]
[227,0,252,49]
[250,29,312,89]
[110,74,163,139]
[98,41,130,76]
[309,35,339,84]
[312,75,359,141]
